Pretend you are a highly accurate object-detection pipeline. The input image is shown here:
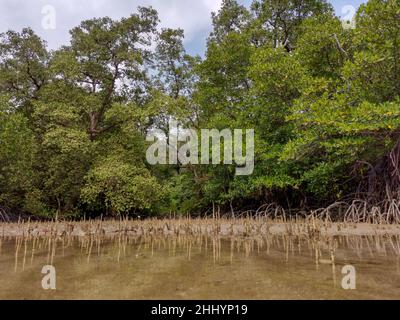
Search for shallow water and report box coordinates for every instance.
[0,234,400,300]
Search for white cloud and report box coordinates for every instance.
[0,0,223,52]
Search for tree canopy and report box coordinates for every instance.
[1,0,400,218]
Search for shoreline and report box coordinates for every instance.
[1,219,400,238]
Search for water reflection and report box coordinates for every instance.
[1,233,400,299]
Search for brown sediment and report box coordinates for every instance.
[1,218,400,238]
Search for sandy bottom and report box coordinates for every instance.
[1,231,400,299]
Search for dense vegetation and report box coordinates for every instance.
[0,0,399,218]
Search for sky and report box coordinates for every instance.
[0,0,366,56]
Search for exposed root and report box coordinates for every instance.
[224,199,400,224]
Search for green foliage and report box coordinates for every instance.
[81,156,164,215]
[0,95,38,211]
[250,0,334,49]
[1,1,400,217]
